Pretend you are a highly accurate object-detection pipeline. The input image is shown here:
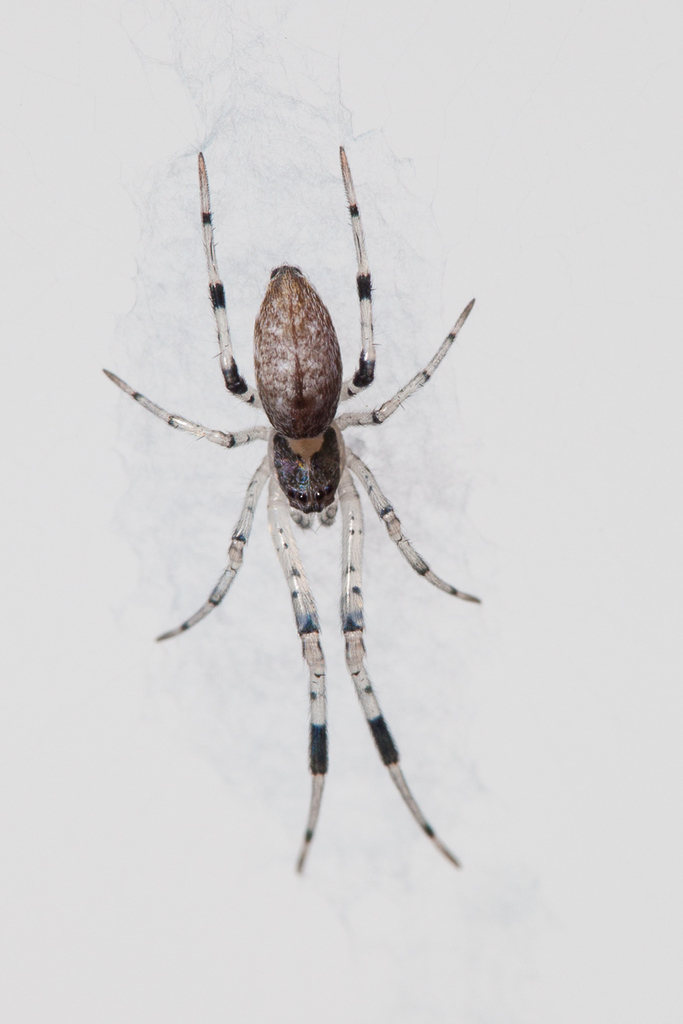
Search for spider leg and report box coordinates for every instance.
[338,147,375,402]
[336,299,475,429]
[267,478,328,873]
[346,450,479,603]
[198,153,262,408]
[156,456,270,641]
[338,470,461,867]
[104,371,269,449]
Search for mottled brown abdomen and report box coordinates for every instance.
[254,266,343,439]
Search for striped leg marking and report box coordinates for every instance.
[103,370,269,449]
[338,469,461,868]
[157,456,270,641]
[267,478,328,873]
[198,153,262,408]
[338,147,375,402]
[346,450,480,603]
[336,299,475,430]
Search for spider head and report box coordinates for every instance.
[272,427,342,514]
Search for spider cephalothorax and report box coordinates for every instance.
[271,427,342,514]
[105,147,479,871]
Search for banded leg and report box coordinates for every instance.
[336,299,475,430]
[103,370,269,449]
[338,470,460,866]
[338,147,375,402]
[346,450,480,603]
[198,153,261,407]
[157,456,270,641]
[267,478,328,873]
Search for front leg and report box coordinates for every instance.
[337,469,461,867]
[267,477,328,872]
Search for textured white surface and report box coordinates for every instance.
[1,1,682,1021]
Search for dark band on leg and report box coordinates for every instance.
[209,282,226,309]
[369,715,399,766]
[221,362,249,396]
[357,273,372,301]
[352,354,375,389]
[310,723,328,775]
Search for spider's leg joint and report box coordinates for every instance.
[222,362,250,396]
[353,354,374,389]
[297,613,318,635]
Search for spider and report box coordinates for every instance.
[105,148,478,872]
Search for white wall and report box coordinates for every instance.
[1,1,681,1021]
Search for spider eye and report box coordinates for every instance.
[324,484,333,496]
[314,489,324,501]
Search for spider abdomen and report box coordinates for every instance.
[254,265,342,439]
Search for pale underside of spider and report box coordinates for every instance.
[105,148,478,872]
